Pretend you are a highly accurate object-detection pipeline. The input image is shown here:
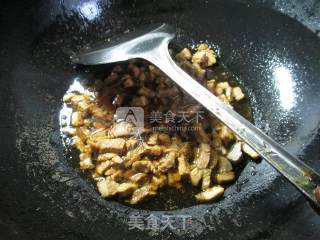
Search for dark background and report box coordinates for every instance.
[235,1,320,238]
[240,0,320,35]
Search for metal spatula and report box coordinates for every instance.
[71,23,320,207]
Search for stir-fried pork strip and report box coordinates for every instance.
[195,186,224,202]
[62,43,258,204]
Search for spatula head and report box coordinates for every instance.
[71,23,175,65]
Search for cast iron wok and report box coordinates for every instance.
[0,0,320,239]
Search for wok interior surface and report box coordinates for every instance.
[1,0,320,239]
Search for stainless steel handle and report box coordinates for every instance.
[144,45,320,207]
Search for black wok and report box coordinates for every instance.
[0,0,320,239]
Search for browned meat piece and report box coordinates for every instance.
[123,75,135,88]
[63,92,76,103]
[175,48,192,61]
[191,62,206,77]
[218,125,234,144]
[90,106,113,120]
[130,185,157,204]
[232,87,245,101]
[148,65,162,77]
[75,99,92,112]
[197,43,210,51]
[109,121,135,138]
[182,104,202,115]
[130,96,149,107]
[72,136,86,152]
[158,152,176,172]
[192,46,217,68]
[150,175,167,190]
[112,94,125,107]
[123,148,142,168]
[170,136,183,148]
[208,149,219,169]
[215,82,230,95]
[177,155,190,177]
[76,127,90,142]
[138,86,156,98]
[116,183,138,197]
[105,71,119,84]
[104,167,118,176]
[218,94,229,105]
[159,76,173,87]
[97,177,138,197]
[138,71,148,82]
[97,177,120,198]
[170,96,183,113]
[201,169,212,190]
[140,145,163,159]
[88,128,108,143]
[314,186,320,203]
[122,169,134,179]
[79,152,94,170]
[242,143,260,159]
[130,173,148,184]
[71,111,84,127]
[95,138,126,154]
[227,142,243,163]
[129,143,162,160]
[195,143,211,169]
[96,161,112,175]
[179,143,194,159]
[92,119,108,129]
[190,167,203,186]
[212,137,228,155]
[179,60,198,78]
[129,65,140,78]
[70,94,90,106]
[97,153,117,162]
[158,133,171,146]
[168,171,182,188]
[194,123,210,143]
[218,156,233,173]
[147,133,158,145]
[112,65,123,73]
[79,152,91,161]
[156,87,179,98]
[195,186,224,202]
[125,139,139,150]
[216,172,235,184]
[111,155,124,164]
[132,160,154,173]
[163,143,179,154]
[110,169,125,182]
[94,79,104,91]
[97,94,115,111]
[206,79,216,92]
[158,97,170,105]
[225,86,233,102]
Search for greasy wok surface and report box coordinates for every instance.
[0,0,320,239]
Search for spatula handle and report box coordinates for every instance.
[144,46,320,207]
